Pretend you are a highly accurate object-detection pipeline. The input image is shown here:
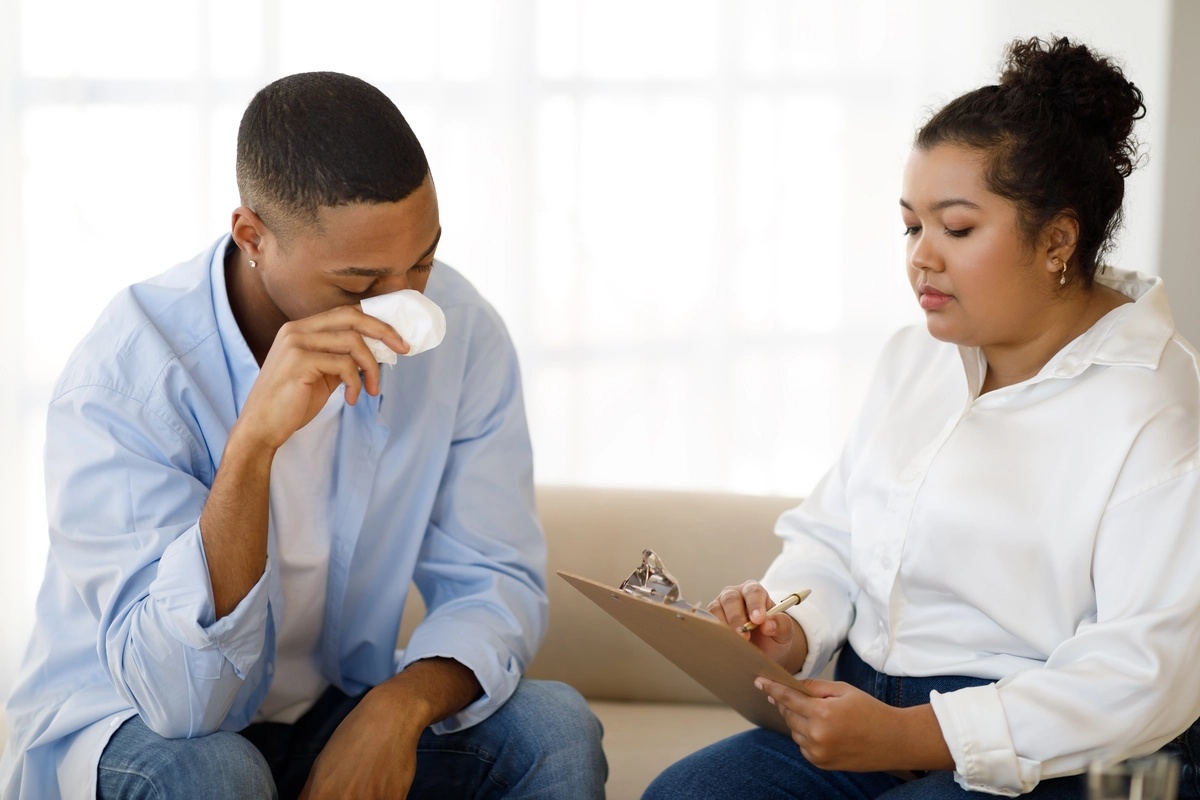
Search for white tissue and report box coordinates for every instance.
[360,289,447,364]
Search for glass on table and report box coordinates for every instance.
[1088,753,1179,800]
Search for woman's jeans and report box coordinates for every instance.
[643,646,1200,799]
[97,679,607,800]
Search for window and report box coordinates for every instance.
[0,0,1169,694]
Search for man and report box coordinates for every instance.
[0,72,606,799]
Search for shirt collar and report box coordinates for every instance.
[210,235,261,416]
[1046,266,1175,378]
[957,266,1177,391]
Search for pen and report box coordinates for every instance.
[738,589,811,633]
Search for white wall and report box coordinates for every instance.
[1159,0,1200,345]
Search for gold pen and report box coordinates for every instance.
[738,589,811,633]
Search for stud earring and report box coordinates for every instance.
[248,260,257,269]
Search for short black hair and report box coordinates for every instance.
[915,37,1145,285]
[236,71,430,237]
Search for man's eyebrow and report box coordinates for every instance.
[416,227,443,264]
[330,265,392,277]
[899,198,983,212]
[328,227,443,277]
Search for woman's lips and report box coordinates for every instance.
[919,287,952,311]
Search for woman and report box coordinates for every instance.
[644,37,1200,799]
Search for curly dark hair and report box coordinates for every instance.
[915,37,1146,285]
[236,72,430,240]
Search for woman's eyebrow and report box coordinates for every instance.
[899,197,984,212]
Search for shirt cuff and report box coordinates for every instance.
[788,600,836,678]
[930,683,1041,796]
[397,619,521,734]
[148,522,271,679]
[760,578,839,678]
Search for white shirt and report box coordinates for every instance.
[253,392,343,723]
[761,268,1200,796]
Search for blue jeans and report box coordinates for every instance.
[643,646,1200,800]
[97,679,606,799]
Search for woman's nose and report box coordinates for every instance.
[909,233,941,272]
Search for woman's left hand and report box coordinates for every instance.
[754,677,955,773]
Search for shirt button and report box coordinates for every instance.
[110,717,120,728]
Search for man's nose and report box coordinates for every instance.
[366,274,412,298]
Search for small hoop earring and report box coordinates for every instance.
[248,260,257,269]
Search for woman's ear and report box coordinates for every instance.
[1041,212,1080,273]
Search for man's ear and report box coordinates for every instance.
[1041,211,1080,272]
[230,206,268,260]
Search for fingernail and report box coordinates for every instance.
[754,679,763,691]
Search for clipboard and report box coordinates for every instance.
[558,569,809,736]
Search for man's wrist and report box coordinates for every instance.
[224,417,281,466]
[377,658,482,730]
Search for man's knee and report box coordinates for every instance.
[504,679,604,752]
[468,679,607,795]
[98,717,276,800]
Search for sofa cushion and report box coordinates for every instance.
[589,699,754,799]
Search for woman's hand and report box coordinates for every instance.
[708,581,808,673]
[754,677,954,773]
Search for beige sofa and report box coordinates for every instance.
[402,485,802,800]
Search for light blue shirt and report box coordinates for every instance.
[0,237,547,800]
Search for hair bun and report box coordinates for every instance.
[999,36,1145,177]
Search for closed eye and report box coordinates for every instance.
[903,226,921,236]
[339,282,375,297]
[945,227,972,238]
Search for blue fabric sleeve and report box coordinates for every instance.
[46,385,268,738]
[400,309,548,733]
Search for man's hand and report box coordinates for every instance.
[297,681,422,800]
[299,658,482,800]
[708,581,809,673]
[754,677,955,773]
[237,305,408,451]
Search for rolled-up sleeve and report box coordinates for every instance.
[47,385,267,739]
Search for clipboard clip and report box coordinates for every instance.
[618,549,716,618]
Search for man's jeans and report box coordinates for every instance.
[97,679,606,799]
[643,646,1200,800]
